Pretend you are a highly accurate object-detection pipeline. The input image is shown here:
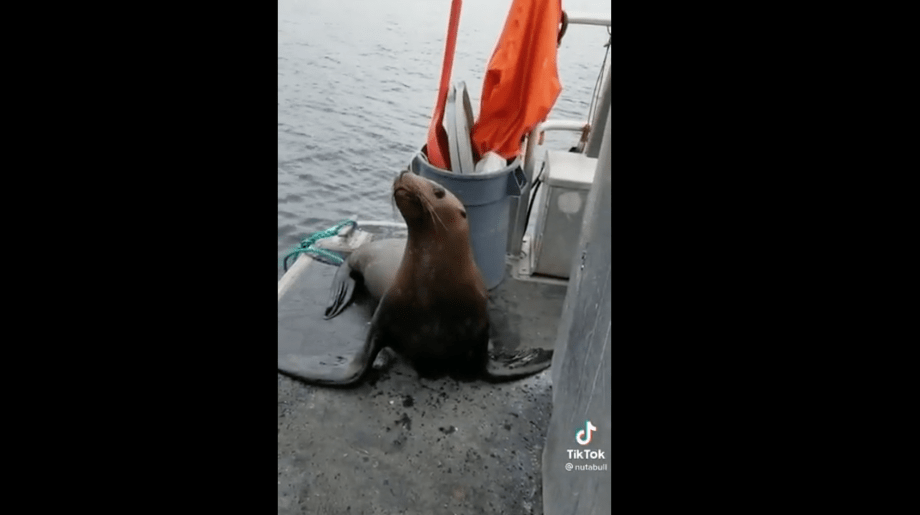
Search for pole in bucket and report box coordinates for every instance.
[425,0,463,171]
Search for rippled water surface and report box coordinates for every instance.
[278,0,610,277]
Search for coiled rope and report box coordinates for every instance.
[282,219,356,272]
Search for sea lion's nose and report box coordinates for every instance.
[394,168,412,188]
[393,169,411,194]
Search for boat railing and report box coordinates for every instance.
[564,12,611,27]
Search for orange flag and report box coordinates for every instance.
[471,0,563,160]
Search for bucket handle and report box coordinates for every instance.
[506,165,527,196]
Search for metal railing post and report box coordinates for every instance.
[586,62,611,158]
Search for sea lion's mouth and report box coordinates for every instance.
[393,186,421,208]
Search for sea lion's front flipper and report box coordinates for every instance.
[484,347,554,382]
[324,262,358,320]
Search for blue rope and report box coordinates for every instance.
[282,219,357,272]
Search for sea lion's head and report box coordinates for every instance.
[393,170,468,235]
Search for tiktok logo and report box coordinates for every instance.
[575,420,597,446]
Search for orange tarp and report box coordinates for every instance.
[471,0,563,160]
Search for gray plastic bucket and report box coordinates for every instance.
[410,149,527,290]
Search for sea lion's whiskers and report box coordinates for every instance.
[421,193,448,232]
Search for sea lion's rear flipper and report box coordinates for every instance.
[484,348,554,382]
[280,322,384,387]
[278,351,372,386]
[324,262,357,320]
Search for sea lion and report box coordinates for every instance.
[305,170,552,386]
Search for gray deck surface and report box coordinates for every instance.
[278,259,567,514]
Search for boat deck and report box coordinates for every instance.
[278,249,567,514]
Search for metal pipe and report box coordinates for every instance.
[353,221,408,230]
[585,61,611,158]
[538,120,588,132]
[509,129,539,256]
[563,12,611,27]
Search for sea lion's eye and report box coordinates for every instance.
[459,209,467,218]
[434,189,445,199]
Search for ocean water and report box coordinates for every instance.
[278,0,611,278]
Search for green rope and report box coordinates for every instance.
[282,219,356,272]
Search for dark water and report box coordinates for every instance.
[278,0,610,278]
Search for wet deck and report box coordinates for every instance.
[278,255,567,514]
